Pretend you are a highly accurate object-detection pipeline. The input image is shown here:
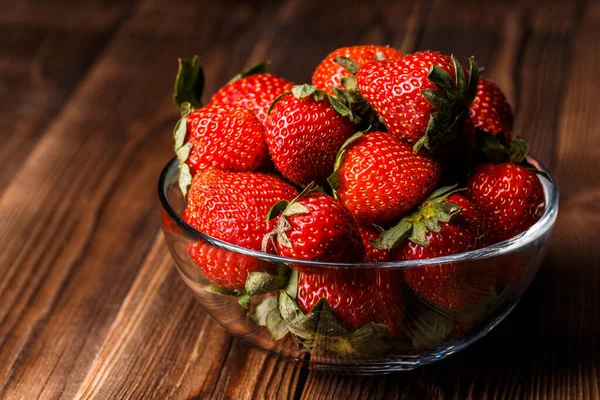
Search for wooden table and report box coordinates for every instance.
[1,0,598,398]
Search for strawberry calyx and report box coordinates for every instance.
[172,56,205,196]
[227,61,270,84]
[477,130,527,163]
[474,131,550,179]
[413,55,480,154]
[262,182,320,252]
[374,185,465,250]
[173,55,205,108]
[331,56,387,130]
[173,103,194,196]
[276,288,405,357]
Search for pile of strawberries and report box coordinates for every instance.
[170,46,546,354]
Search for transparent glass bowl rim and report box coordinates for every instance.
[158,155,559,269]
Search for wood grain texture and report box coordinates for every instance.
[0,0,598,399]
[0,0,138,191]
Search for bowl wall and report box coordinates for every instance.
[158,158,558,373]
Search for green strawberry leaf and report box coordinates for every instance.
[284,268,299,298]
[266,305,289,340]
[410,305,454,351]
[478,130,511,162]
[291,84,317,99]
[312,322,392,358]
[172,106,195,197]
[173,56,204,108]
[428,64,457,99]
[173,115,188,151]
[340,76,358,92]
[452,287,497,327]
[267,92,290,115]
[342,322,391,355]
[305,298,348,337]
[435,202,461,222]
[251,296,289,340]
[266,200,289,222]
[327,94,354,120]
[333,56,360,75]
[421,89,451,114]
[409,221,429,247]
[375,185,466,250]
[508,137,528,164]
[327,131,365,193]
[238,294,252,309]
[252,296,278,326]
[452,54,466,98]
[228,61,270,83]
[245,264,290,297]
[278,291,316,340]
[427,184,460,202]
[373,218,413,250]
[283,202,310,217]
[423,217,441,233]
[414,111,446,152]
[175,143,191,165]
[178,163,192,197]
[465,56,479,104]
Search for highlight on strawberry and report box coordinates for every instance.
[163,45,554,360]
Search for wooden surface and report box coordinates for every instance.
[0,0,598,398]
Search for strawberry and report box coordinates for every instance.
[356,51,479,152]
[329,131,441,226]
[470,78,513,143]
[184,168,298,289]
[264,85,356,185]
[183,105,268,175]
[466,162,545,244]
[359,225,389,262]
[209,63,293,124]
[265,185,365,264]
[312,45,403,95]
[297,268,404,336]
[375,187,493,310]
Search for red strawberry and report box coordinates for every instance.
[184,168,298,289]
[264,85,356,185]
[182,106,268,176]
[356,51,478,152]
[466,162,545,244]
[297,269,404,336]
[210,69,293,124]
[330,131,441,226]
[376,188,493,310]
[265,187,365,264]
[359,225,389,263]
[312,45,403,95]
[470,78,513,143]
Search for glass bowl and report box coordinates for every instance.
[158,156,558,374]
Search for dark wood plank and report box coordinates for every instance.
[0,0,286,397]
[76,238,233,399]
[0,0,138,192]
